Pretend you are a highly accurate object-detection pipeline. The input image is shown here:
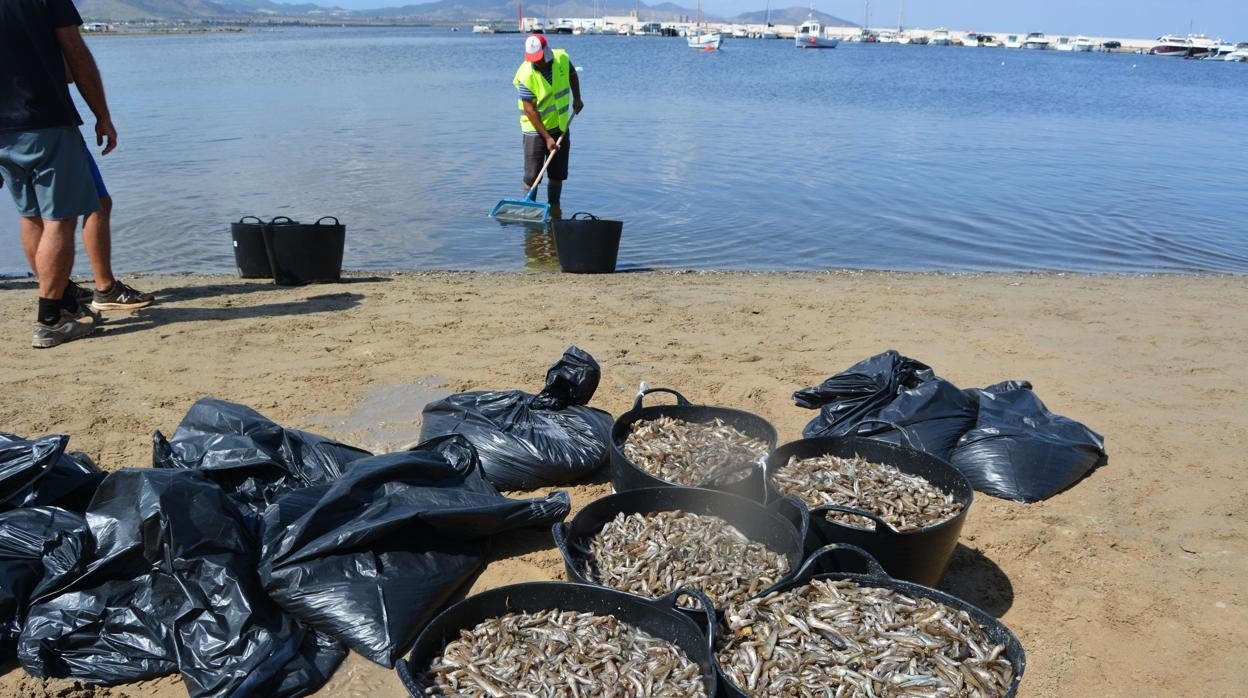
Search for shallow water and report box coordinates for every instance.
[2,28,1246,275]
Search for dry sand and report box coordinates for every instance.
[0,271,1244,697]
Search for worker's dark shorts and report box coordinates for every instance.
[523,129,569,186]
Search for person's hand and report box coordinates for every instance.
[573,98,584,115]
[96,119,117,156]
[545,135,558,152]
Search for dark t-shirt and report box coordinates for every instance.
[0,0,84,133]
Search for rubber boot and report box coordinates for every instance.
[548,181,563,220]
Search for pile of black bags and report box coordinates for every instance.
[795,350,1106,502]
[2,397,572,695]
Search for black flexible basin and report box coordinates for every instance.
[611,388,777,500]
[552,487,808,610]
[766,436,974,587]
[716,544,1026,698]
[394,582,718,696]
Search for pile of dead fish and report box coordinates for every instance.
[717,578,1013,697]
[586,510,789,607]
[622,416,769,486]
[423,609,707,697]
[772,453,963,531]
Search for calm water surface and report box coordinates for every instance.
[2,28,1246,275]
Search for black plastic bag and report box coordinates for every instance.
[0,433,104,514]
[259,435,571,667]
[793,351,979,461]
[419,347,612,490]
[951,382,1107,503]
[19,468,346,697]
[153,397,372,518]
[794,350,936,438]
[0,507,91,659]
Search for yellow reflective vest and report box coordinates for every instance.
[513,49,571,133]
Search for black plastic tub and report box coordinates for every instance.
[230,216,272,278]
[261,216,345,286]
[611,388,777,501]
[394,582,718,696]
[716,544,1026,698]
[552,487,808,608]
[552,212,622,273]
[765,436,974,587]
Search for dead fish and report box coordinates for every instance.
[772,453,962,532]
[622,416,768,486]
[425,609,707,697]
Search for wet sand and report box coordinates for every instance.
[0,271,1244,696]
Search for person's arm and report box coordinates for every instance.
[55,26,116,155]
[521,99,558,152]
[570,62,583,115]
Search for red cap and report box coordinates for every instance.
[524,34,553,62]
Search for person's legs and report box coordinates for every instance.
[83,197,115,292]
[34,216,77,302]
[20,215,40,273]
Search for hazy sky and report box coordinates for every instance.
[330,1,1246,39]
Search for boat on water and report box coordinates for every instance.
[1004,34,1022,48]
[795,17,839,48]
[978,34,1001,47]
[731,26,748,39]
[760,1,778,39]
[471,21,494,34]
[1054,36,1073,51]
[1072,36,1094,52]
[1023,32,1050,50]
[687,0,722,50]
[1224,43,1248,61]
[878,29,897,43]
[909,34,929,45]
[930,28,951,45]
[1150,34,1216,58]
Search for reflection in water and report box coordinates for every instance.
[523,223,561,272]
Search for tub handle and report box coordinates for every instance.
[697,461,759,489]
[268,215,297,225]
[659,588,717,653]
[570,211,599,221]
[633,387,692,410]
[236,215,264,225]
[395,656,422,693]
[796,543,890,581]
[810,504,897,534]
[315,216,341,226]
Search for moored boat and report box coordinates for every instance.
[930,28,951,45]
[1072,36,1094,52]
[795,17,839,48]
[1023,32,1050,50]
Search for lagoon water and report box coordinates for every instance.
[2,27,1247,275]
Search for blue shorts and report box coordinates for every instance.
[0,127,100,220]
[83,141,108,199]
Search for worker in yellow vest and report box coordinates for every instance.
[513,33,582,219]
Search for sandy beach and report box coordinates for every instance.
[0,270,1244,697]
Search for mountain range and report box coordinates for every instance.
[75,0,857,26]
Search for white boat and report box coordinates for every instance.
[1072,36,1094,52]
[1023,32,1050,50]
[930,28,951,45]
[897,32,911,44]
[601,24,619,35]
[760,1,778,39]
[1224,43,1248,61]
[1150,34,1215,58]
[688,31,722,49]
[878,29,897,43]
[795,17,839,48]
[1054,36,1073,51]
[731,26,748,39]
[1004,34,1022,48]
[471,22,494,34]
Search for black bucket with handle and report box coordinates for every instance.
[714,544,1026,697]
[610,388,777,501]
[394,582,719,696]
[230,216,273,278]
[765,435,974,587]
[261,216,346,286]
[552,212,622,273]
[552,487,809,612]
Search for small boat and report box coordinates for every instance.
[472,21,494,34]
[930,28,951,45]
[732,26,748,39]
[1072,36,1094,52]
[601,24,618,35]
[1004,34,1022,48]
[878,29,897,43]
[795,17,839,48]
[1023,32,1050,50]
[977,34,1001,47]
[909,34,929,45]
[897,32,911,44]
[688,31,722,49]
[1054,36,1073,51]
[1224,43,1248,61]
[760,1,778,39]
